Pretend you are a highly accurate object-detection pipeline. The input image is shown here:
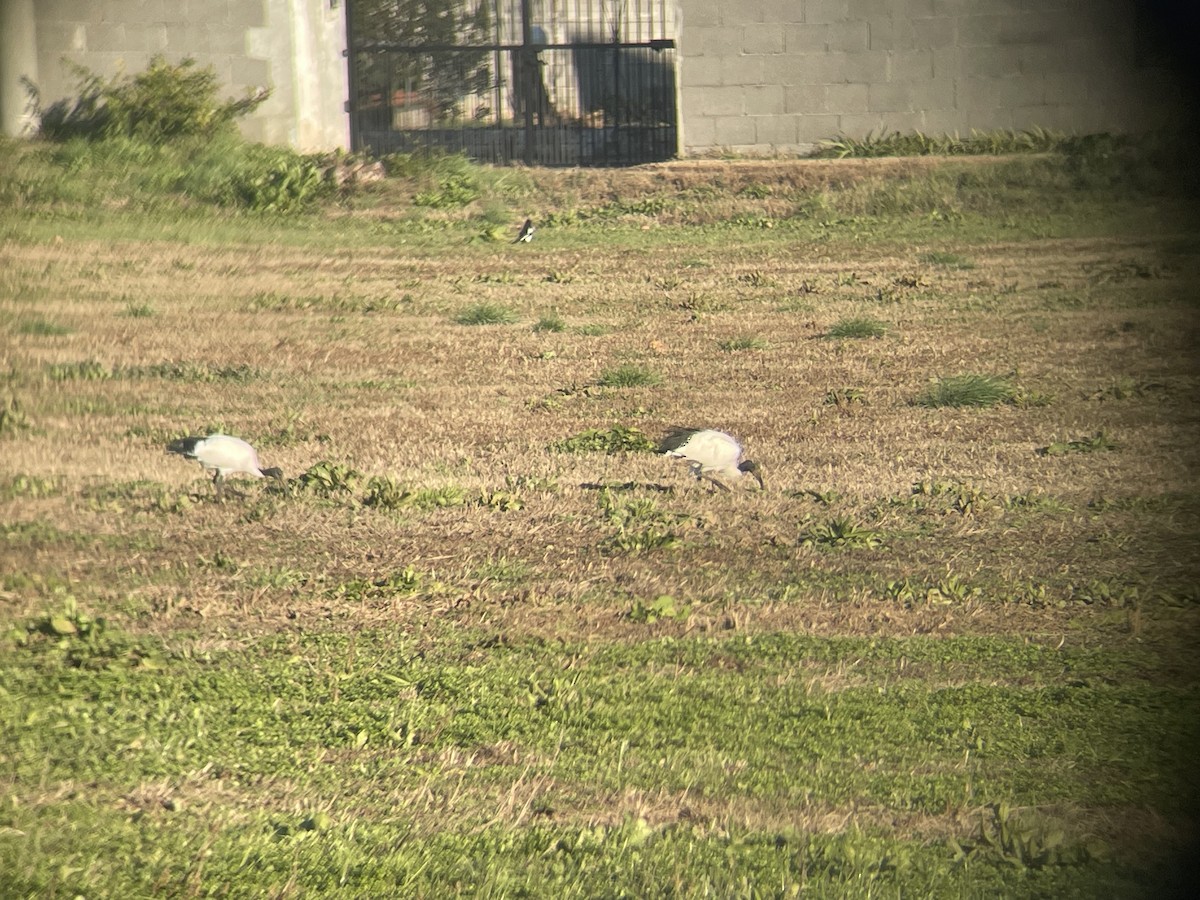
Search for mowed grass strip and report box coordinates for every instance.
[2,622,1193,897]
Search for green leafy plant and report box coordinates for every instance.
[474,272,515,284]
[596,365,661,388]
[1089,376,1162,401]
[134,362,260,382]
[910,479,993,516]
[881,579,918,605]
[1038,431,1118,456]
[916,374,1014,408]
[12,597,161,670]
[600,490,684,554]
[46,360,112,381]
[0,474,61,500]
[362,476,467,510]
[799,518,885,549]
[478,489,523,511]
[718,335,769,351]
[414,173,481,208]
[505,474,559,493]
[628,594,690,624]
[406,486,467,510]
[951,801,1105,870]
[226,147,325,213]
[0,394,30,437]
[297,461,362,496]
[552,426,656,454]
[927,574,981,604]
[454,303,518,325]
[1069,579,1140,608]
[329,567,422,602]
[362,475,411,510]
[470,555,529,584]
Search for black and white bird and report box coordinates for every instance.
[167,434,283,500]
[513,218,535,243]
[659,427,764,492]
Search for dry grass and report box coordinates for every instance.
[2,157,1199,894]
[2,187,1198,642]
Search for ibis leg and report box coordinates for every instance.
[703,475,731,493]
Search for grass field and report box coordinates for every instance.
[2,140,1199,897]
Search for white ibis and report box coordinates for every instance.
[167,434,283,500]
[659,428,763,492]
[514,218,535,243]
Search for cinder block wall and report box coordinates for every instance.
[26,0,348,151]
[679,0,1186,155]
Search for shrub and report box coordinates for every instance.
[36,56,268,143]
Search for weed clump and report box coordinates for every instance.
[454,303,519,326]
[297,461,362,496]
[596,365,661,388]
[916,374,1014,408]
[1038,431,1118,456]
[552,426,657,454]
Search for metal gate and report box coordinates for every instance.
[345,0,678,166]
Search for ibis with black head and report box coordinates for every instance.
[659,427,763,492]
[167,434,282,500]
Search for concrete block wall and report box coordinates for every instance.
[10,0,348,151]
[679,0,1188,155]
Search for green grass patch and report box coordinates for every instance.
[454,302,519,326]
[799,517,886,549]
[915,374,1014,408]
[826,317,888,339]
[596,365,661,388]
[532,312,567,332]
[16,318,71,335]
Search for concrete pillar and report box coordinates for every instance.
[0,0,38,136]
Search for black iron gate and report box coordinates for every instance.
[345,0,678,166]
